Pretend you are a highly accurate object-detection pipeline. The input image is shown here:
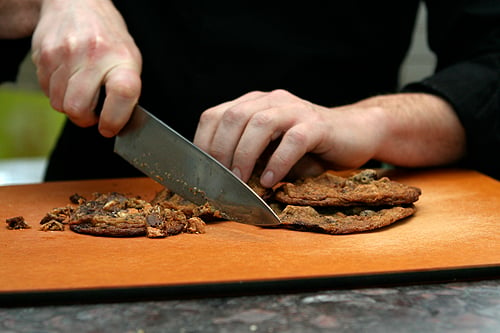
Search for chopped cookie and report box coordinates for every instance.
[68,192,208,238]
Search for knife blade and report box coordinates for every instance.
[114,105,280,226]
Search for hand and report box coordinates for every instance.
[31,0,142,137]
[193,89,383,187]
[194,90,466,188]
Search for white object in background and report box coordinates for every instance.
[0,157,47,185]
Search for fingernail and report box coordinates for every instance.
[261,170,274,187]
[232,167,242,179]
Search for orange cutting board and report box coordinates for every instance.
[1,169,499,303]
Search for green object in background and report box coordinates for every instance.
[0,88,65,158]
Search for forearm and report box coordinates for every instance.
[0,0,41,38]
[360,93,466,168]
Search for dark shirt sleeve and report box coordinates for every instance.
[401,0,500,179]
[0,37,32,83]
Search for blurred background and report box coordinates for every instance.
[0,55,65,185]
[0,3,435,185]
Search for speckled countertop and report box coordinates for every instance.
[1,279,499,333]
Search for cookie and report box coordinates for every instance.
[274,169,421,207]
[276,204,416,234]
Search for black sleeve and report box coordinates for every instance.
[401,0,500,180]
[0,37,32,83]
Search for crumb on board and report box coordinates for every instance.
[5,216,31,230]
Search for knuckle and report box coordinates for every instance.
[284,126,308,145]
[222,106,246,126]
[49,99,63,113]
[36,45,55,66]
[99,118,121,136]
[106,70,141,100]
[249,111,273,128]
[109,80,140,100]
[63,34,81,53]
[208,145,226,162]
[67,111,96,128]
[62,95,93,124]
[243,90,265,98]
[234,143,252,160]
[35,35,80,65]
[63,101,86,119]
[272,149,295,169]
[198,109,218,125]
[69,33,108,55]
[55,35,83,56]
[38,33,109,64]
[268,89,292,100]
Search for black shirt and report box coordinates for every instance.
[1,0,499,180]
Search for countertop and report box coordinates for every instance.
[1,279,499,332]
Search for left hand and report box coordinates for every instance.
[193,89,382,187]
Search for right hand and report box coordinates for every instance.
[31,0,142,137]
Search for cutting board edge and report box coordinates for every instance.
[2,263,499,307]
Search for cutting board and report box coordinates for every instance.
[1,169,499,304]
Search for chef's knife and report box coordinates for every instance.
[114,105,280,226]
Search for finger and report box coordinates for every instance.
[47,63,70,112]
[209,91,287,168]
[261,123,321,187]
[32,29,79,98]
[32,44,65,98]
[98,66,142,137]
[228,90,313,181]
[31,50,50,96]
[193,103,229,151]
[35,65,50,97]
[230,107,288,182]
[60,70,102,128]
[194,91,266,151]
[208,101,260,168]
[33,37,86,114]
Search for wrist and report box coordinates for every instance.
[353,93,466,167]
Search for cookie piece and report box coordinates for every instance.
[151,189,196,215]
[69,210,149,237]
[151,188,223,221]
[276,204,416,234]
[5,216,31,230]
[40,206,73,225]
[145,206,206,238]
[247,172,274,200]
[69,192,152,237]
[40,220,65,231]
[274,169,421,207]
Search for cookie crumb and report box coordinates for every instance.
[6,216,31,230]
